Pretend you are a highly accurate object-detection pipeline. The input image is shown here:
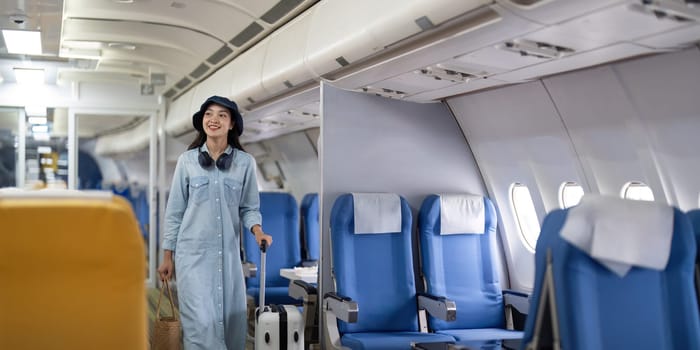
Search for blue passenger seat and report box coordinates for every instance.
[323,193,455,350]
[418,194,524,347]
[300,193,320,264]
[243,192,301,306]
[522,195,700,350]
[685,209,700,309]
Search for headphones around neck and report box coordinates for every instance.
[198,149,233,171]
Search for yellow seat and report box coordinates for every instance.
[0,191,147,350]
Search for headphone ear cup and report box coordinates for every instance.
[198,151,214,168]
[216,153,233,170]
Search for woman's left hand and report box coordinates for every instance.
[255,231,273,248]
[252,225,273,248]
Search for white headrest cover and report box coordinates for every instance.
[0,188,113,200]
[352,193,402,234]
[560,195,673,277]
[439,194,485,235]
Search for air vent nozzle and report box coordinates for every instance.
[359,86,407,99]
[498,39,575,60]
[630,0,700,22]
[416,65,485,83]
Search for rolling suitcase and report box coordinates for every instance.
[255,240,304,350]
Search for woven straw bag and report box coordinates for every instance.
[152,280,182,350]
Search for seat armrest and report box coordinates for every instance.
[323,292,358,323]
[417,293,456,321]
[242,261,257,278]
[503,289,529,315]
[289,279,317,300]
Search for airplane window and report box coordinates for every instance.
[559,182,584,209]
[511,183,541,250]
[621,181,654,201]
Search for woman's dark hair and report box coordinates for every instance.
[187,128,245,152]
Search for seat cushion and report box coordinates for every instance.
[247,286,299,306]
[437,328,522,342]
[342,332,455,350]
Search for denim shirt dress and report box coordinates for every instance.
[163,144,261,349]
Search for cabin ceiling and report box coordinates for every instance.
[1,0,700,151]
[0,0,317,142]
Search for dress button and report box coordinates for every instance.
[214,181,218,184]
[216,198,219,202]
[218,251,222,254]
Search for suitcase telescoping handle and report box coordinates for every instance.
[258,239,268,309]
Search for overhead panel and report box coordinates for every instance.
[404,77,510,102]
[495,0,628,25]
[361,70,459,99]
[494,43,654,82]
[635,24,700,49]
[261,10,315,97]
[533,2,690,48]
[459,1,690,83]
[321,3,537,97]
[451,44,554,76]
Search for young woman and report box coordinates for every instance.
[158,95,273,349]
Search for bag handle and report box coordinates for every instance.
[155,279,179,321]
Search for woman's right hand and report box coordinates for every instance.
[158,257,174,281]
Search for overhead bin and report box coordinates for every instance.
[229,39,270,111]
[164,90,195,137]
[95,119,152,156]
[188,63,237,119]
[261,10,316,97]
[495,0,629,25]
[304,0,493,78]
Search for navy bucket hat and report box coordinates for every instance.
[192,95,244,135]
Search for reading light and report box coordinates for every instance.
[14,68,45,85]
[2,30,42,55]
